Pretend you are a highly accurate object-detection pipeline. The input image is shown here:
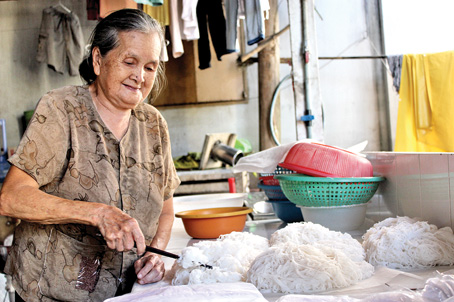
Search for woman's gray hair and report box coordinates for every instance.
[79,9,166,102]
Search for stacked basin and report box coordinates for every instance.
[258,167,304,223]
[273,142,384,231]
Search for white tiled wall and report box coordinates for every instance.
[365,152,453,229]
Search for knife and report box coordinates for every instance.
[144,246,213,269]
[145,246,180,259]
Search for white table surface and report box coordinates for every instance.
[125,216,454,302]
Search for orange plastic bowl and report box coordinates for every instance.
[175,207,253,239]
[279,142,373,178]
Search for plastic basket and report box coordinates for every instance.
[259,166,297,186]
[259,166,296,177]
[279,142,373,178]
[257,182,288,200]
[275,174,385,207]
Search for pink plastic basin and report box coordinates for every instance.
[278,142,373,178]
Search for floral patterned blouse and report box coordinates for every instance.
[5,85,180,302]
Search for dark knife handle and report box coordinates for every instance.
[145,246,180,259]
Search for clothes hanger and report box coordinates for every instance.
[55,0,71,13]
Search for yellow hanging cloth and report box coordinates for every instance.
[143,1,170,27]
[395,50,454,152]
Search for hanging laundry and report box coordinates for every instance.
[196,0,229,70]
[134,0,163,5]
[142,2,170,61]
[169,0,184,58]
[225,0,265,52]
[167,0,200,59]
[395,51,454,152]
[86,0,100,20]
[143,1,170,26]
[36,5,84,76]
[237,0,245,18]
[260,0,270,20]
[160,37,169,62]
[180,0,199,40]
[387,55,403,93]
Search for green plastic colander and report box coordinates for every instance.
[275,174,385,207]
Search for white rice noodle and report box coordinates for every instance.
[362,217,454,269]
[247,242,374,294]
[172,266,243,285]
[270,222,366,262]
[171,231,269,285]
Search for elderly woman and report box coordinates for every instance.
[0,9,180,302]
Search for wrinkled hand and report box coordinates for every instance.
[95,205,146,255]
[134,252,165,284]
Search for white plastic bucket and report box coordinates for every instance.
[297,203,368,232]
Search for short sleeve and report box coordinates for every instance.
[8,92,69,187]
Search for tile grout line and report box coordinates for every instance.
[418,154,422,218]
[447,154,453,229]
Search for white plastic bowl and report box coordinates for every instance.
[297,203,368,232]
[173,193,246,213]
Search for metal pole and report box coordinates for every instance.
[302,0,312,138]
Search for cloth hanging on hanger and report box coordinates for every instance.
[142,1,170,61]
[167,0,200,59]
[36,6,84,76]
[387,55,403,93]
[196,0,229,69]
[160,37,169,62]
[225,0,265,52]
[143,1,169,26]
[168,0,184,58]
[395,51,454,152]
[180,0,199,40]
[260,0,270,20]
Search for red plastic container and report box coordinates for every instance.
[278,142,373,178]
[259,175,280,186]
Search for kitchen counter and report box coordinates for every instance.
[127,218,286,301]
[138,217,287,278]
[106,188,454,301]
[122,216,454,302]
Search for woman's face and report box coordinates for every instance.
[92,30,161,110]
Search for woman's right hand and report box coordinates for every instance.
[0,167,145,256]
[94,205,146,255]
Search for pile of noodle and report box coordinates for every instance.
[247,242,373,294]
[171,222,374,293]
[171,231,269,285]
[247,222,374,294]
[270,222,366,262]
[362,216,454,269]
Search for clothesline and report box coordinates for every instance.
[239,55,389,66]
[319,55,387,60]
[239,24,290,64]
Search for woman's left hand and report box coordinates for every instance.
[134,252,165,284]
[134,197,174,284]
